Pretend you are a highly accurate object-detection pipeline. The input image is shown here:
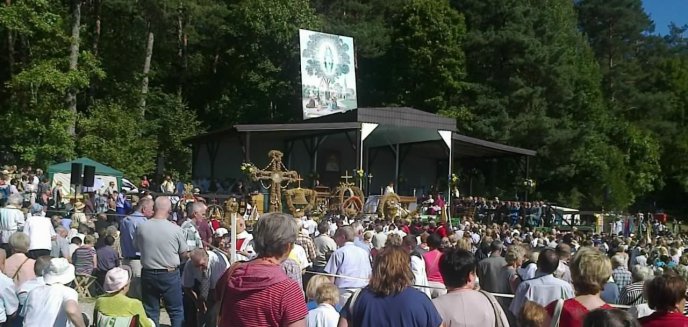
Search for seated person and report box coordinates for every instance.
[72,235,97,276]
[95,267,153,327]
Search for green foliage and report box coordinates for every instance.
[77,102,157,178]
[387,0,466,114]
[0,0,686,214]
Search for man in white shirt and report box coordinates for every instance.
[21,258,86,327]
[302,216,318,237]
[0,270,19,325]
[510,249,574,316]
[324,226,372,307]
[24,203,56,259]
[182,249,229,327]
[0,194,25,251]
[16,255,50,307]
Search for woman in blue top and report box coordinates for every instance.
[338,245,443,327]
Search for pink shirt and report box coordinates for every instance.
[2,253,36,287]
[423,249,444,283]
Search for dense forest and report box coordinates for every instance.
[0,0,686,214]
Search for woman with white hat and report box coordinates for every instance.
[21,258,87,327]
[94,267,154,327]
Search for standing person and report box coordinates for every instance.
[402,235,431,298]
[233,217,255,262]
[545,247,614,327]
[188,202,212,247]
[217,213,308,327]
[21,258,87,327]
[338,245,443,327]
[477,240,507,293]
[423,233,446,298]
[0,194,24,253]
[611,254,632,292]
[324,226,372,307]
[51,181,64,210]
[120,197,154,299]
[510,248,575,316]
[307,283,340,327]
[619,265,654,306]
[312,222,337,273]
[432,248,510,327]
[182,202,205,251]
[135,196,188,327]
[24,203,55,259]
[182,248,229,327]
[639,273,688,327]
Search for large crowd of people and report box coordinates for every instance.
[1,168,688,327]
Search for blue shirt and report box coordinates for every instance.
[120,211,147,258]
[341,287,442,327]
[324,242,372,289]
[61,218,72,230]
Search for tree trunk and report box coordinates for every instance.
[177,3,184,97]
[92,0,101,57]
[66,0,81,136]
[88,0,102,104]
[6,0,13,75]
[140,23,154,117]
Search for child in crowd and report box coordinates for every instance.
[307,283,340,327]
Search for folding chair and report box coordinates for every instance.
[75,274,101,298]
[95,313,139,327]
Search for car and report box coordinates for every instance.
[121,178,139,194]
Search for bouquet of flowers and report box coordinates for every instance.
[356,169,365,180]
[240,162,257,176]
[450,173,459,187]
[523,178,536,191]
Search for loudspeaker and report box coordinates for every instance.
[83,165,96,187]
[70,163,82,185]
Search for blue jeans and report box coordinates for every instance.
[141,269,184,327]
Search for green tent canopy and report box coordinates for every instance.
[47,157,124,191]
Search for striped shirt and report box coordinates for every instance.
[72,246,96,275]
[619,281,645,305]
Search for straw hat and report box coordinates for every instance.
[73,201,85,211]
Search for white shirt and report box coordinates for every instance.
[24,214,56,251]
[21,283,79,327]
[0,272,19,323]
[291,244,311,270]
[303,219,318,235]
[307,303,339,327]
[0,206,25,244]
[324,242,371,289]
[182,250,229,291]
[328,223,337,237]
[411,255,431,298]
[509,274,575,316]
[17,277,45,306]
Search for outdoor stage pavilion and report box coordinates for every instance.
[187,107,536,199]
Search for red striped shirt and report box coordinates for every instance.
[219,268,307,327]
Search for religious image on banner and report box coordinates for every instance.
[299,29,357,120]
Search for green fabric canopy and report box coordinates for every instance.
[47,157,123,189]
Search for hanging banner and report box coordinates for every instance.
[299,29,357,120]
